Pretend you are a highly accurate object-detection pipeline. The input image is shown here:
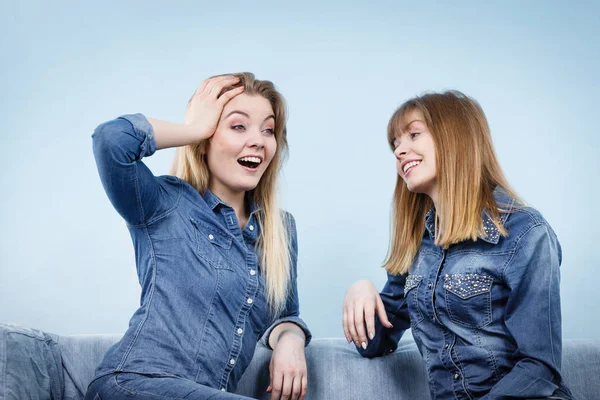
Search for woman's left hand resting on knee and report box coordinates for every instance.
[267,322,308,400]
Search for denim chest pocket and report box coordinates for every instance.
[190,218,234,270]
[443,272,493,328]
[405,274,425,324]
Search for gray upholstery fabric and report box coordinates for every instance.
[2,323,599,399]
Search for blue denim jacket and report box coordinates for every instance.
[90,114,311,393]
[359,190,573,400]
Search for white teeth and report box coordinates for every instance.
[239,156,261,164]
[403,160,421,174]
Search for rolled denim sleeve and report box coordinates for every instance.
[92,114,174,226]
[358,272,411,358]
[261,213,312,349]
[483,223,565,399]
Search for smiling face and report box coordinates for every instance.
[205,93,277,200]
[392,109,438,201]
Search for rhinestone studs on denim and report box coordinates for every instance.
[443,273,493,299]
[482,216,500,242]
[405,274,423,293]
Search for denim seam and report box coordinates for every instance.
[475,328,502,383]
[408,278,425,324]
[499,222,545,283]
[133,162,146,225]
[126,177,183,229]
[191,218,235,271]
[116,225,158,370]
[447,249,513,257]
[424,347,437,398]
[194,270,223,383]
[112,374,183,399]
[445,288,492,329]
[449,343,473,399]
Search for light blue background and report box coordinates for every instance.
[1,1,598,340]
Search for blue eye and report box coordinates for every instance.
[263,128,275,135]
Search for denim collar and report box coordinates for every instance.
[202,189,260,214]
[202,189,261,241]
[424,188,515,245]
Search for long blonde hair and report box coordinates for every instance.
[170,72,291,315]
[384,90,521,275]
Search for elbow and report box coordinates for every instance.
[91,118,135,162]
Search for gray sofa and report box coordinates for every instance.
[1,323,599,399]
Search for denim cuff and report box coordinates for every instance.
[260,316,312,350]
[118,113,158,158]
[0,323,63,399]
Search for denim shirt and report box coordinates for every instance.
[359,190,573,400]
[90,114,311,393]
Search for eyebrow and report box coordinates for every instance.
[403,119,425,131]
[224,110,275,123]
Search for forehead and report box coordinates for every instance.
[222,93,273,117]
[398,108,426,133]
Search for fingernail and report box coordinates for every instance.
[369,332,374,340]
[346,336,351,343]
[266,385,271,392]
[361,341,367,350]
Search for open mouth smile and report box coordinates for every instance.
[402,160,421,176]
[237,156,263,171]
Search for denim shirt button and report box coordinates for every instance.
[250,269,256,276]
[249,225,254,231]
[221,388,226,391]
[428,283,433,289]
[237,328,243,335]
[208,234,214,240]
[229,358,236,365]
[247,298,253,304]
[454,373,459,379]
[444,343,449,349]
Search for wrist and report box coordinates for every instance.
[271,323,306,349]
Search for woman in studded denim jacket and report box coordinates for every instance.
[343,91,574,399]
[84,73,311,400]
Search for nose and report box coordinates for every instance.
[248,128,266,149]
[394,141,408,160]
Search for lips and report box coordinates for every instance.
[237,155,263,170]
[401,159,422,176]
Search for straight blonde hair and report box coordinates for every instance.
[384,91,521,275]
[170,72,291,315]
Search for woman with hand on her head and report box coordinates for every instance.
[85,73,310,400]
[342,91,574,399]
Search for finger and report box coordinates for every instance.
[290,375,302,400]
[207,75,241,98]
[280,373,293,400]
[353,304,368,350]
[197,79,210,95]
[342,309,352,343]
[376,294,394,328]
[364,299,376,341]
[299,375,308,400]
[346,304,359,346]
[217,86,245,106]
[270,371,283,400]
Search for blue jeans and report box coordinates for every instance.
[85,373,255,400]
